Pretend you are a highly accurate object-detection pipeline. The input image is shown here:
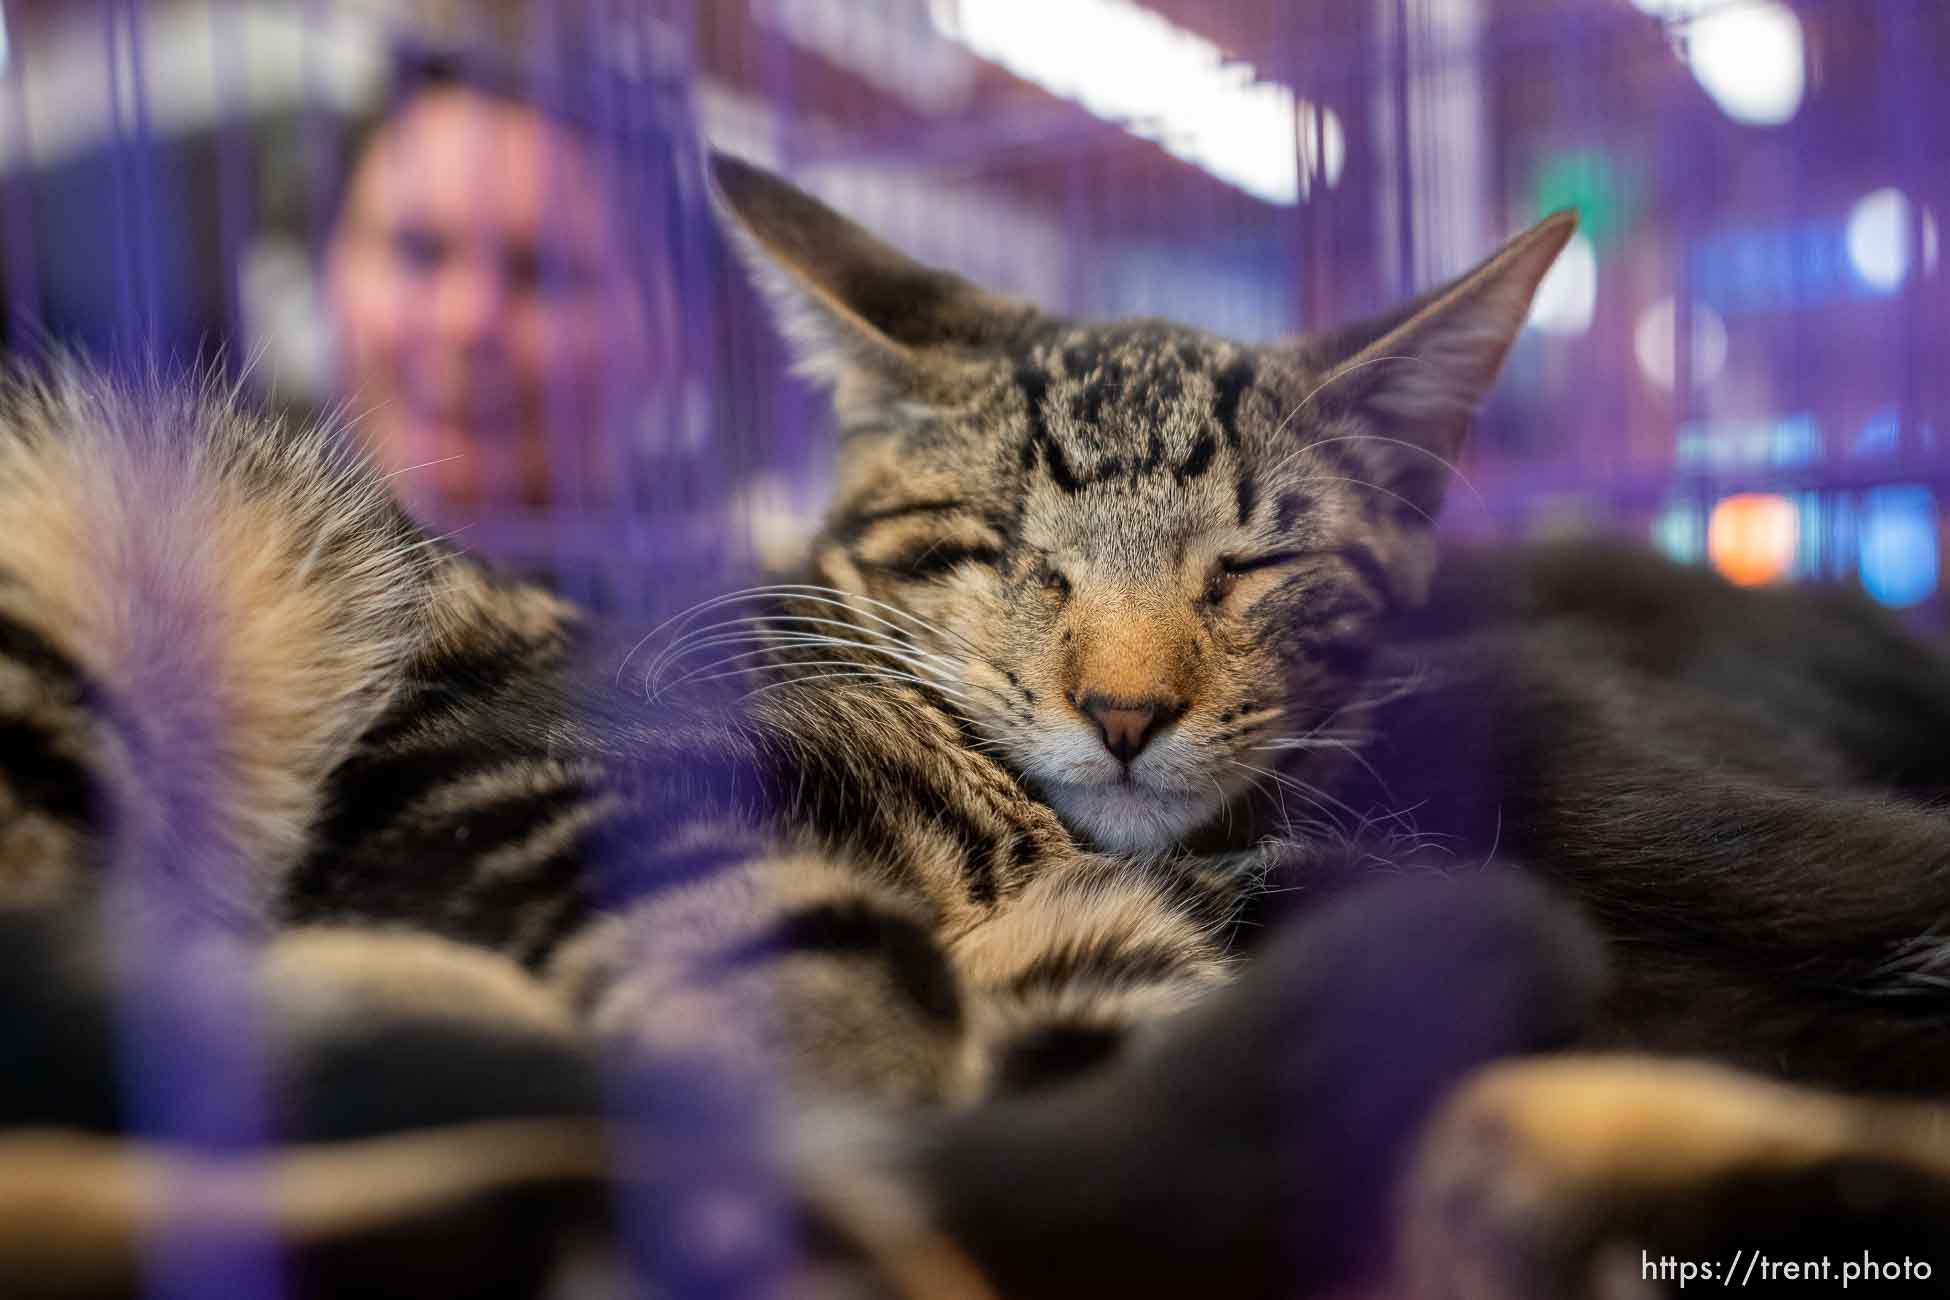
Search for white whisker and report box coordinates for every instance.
[382,453,468,482]
[1256,735,1397,805]
[737,668,972,706]
[1288,473,1434,525]
[617,582,997,692]
[657,650,973,705]
[1274,431,1485,508]
[1231,760,1369,829]
[654,635,960,693]
[1271,354,1432,440]
[751,583,988,658]
[647,614,966,690]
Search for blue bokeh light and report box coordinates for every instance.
[1859,485,1938,607]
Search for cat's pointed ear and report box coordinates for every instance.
[1308,210,1577,507]
[708,153,1034,412]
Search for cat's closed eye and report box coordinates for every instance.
[1203,551,1305,605]
[1220,551,1305,577]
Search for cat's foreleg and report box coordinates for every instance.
[544,826,976,1103]
[945,851,1240,1096]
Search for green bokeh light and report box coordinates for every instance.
[1532,151,1634,250]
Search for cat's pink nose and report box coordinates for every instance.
[1080,694,1183,763]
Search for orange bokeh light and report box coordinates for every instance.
[1708,493,1797,587]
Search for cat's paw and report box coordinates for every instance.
[1398,1055,1950,1300]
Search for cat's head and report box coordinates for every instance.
[713,154,1571,854]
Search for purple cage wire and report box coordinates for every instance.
[1,0,1940,623]
[0,0,1944,1294]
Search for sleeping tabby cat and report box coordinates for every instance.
[5,154,1950,1297]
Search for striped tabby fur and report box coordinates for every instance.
[0,158,1575,1110]
[25,158,1950,1299]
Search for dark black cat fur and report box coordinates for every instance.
[1297,538,1950,1095]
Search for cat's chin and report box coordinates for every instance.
[1037,779,1218,855]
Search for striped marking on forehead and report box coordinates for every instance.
[1053,334,1222,428]
[1046,334,1260,438]
[1234,474,1258,527]
[1012,350,1258,496]
[1212,359,1256,448]
[1229,424,1403,542]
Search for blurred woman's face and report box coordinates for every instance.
[326,85,653,513]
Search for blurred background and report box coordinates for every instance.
[0,0,1941,621]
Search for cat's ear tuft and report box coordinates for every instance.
[708,152,1032,410]
[1307,210,1577,509]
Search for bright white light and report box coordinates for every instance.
[1630,0,1700,18]
[1847,187,1941,292]
[1525,231,1597,335]
[1683,2,1805,126]
[1633,297,1730,390]
[931,0,1327,205]
[1299,102,1346,192]
[768,0,976,111]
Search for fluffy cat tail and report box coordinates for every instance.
[0,360,435,927]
